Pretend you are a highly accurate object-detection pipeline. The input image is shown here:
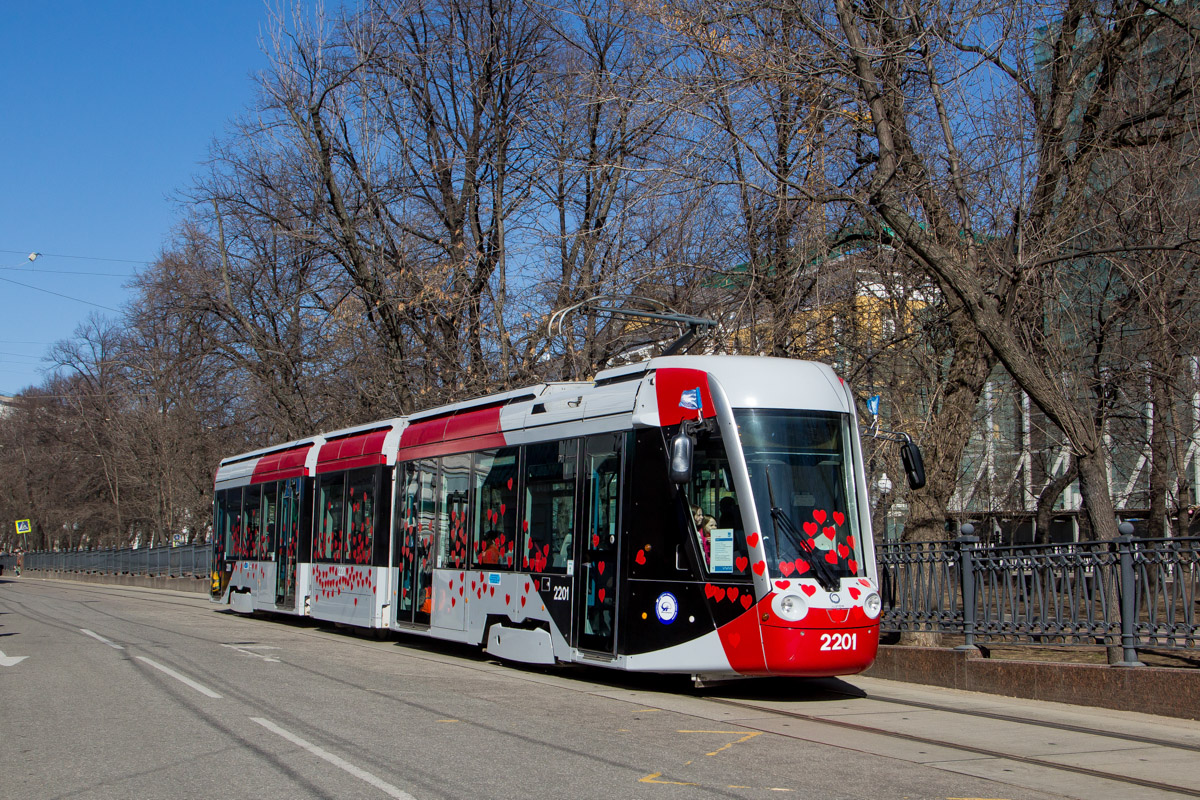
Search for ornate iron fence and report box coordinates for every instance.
[878,529,1200,662]
[22,545,208,579]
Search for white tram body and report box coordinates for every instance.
[212,355,885,677]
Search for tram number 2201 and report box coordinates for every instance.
[819,633,857,651]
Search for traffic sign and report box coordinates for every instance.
[14,519,31,536]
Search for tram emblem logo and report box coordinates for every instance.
[655,592,679,624]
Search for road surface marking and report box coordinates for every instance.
[678,730,763,756]
[0,649,27,667]
[81,629,124,649]
[136,656,222,698]
[251,717,418,800]
[639,773,698,786]
[221,643,280,662]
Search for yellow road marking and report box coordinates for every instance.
[639,773,697,786]
[678,730,763,756]
[437,719,459,723]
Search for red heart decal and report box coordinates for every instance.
[846,535,855,548]
[523,520,529,532]
[477,589,482,599]
[849,587,861,599]
[449,580,454,590]
[803,521,818,536]
[859,578,872,587]
[542,544,550,556]
[848,559,858,573]
[740,594,752,609]
[735,556,748,572]
[459,585,464,596]
[505,594,510,604]
[837,543,850,558]
[813,510,827,524]
[825,550,839,564]
[635,550,646,565]
[775,580,790,590]
[597,561,605,575]
[520,595,526,607]
[597,588,605,603]
[752,561,766,576]
[779,562,795,577]
[490,586,495,596]
[726,587,739,602]
[705,583,718,600]
[833,511,845,526]
[507,478,513,490]
[592,534,600,548]
[500,504,506,516]
[823,526,836,540]
[728,632,741,648]
[746,532,760,548]
[800,583,817,596]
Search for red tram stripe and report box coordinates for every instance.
[317,429,391,474]
[251,445,314,483]
[398,406,505,459]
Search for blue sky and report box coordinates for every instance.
[0,2,289,395]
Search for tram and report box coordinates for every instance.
[211,355,923,678]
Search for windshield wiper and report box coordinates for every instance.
[766,471,841,593]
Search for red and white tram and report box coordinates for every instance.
[211,355,921,678]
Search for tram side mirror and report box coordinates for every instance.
[900,438,926,490]
[669,429,695,485]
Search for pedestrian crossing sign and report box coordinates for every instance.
[14,520,31,536]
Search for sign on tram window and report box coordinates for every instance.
[710,528,734,573]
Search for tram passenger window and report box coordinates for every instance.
[215,488,242,561]
[523,440,577,573]
[472,447,519,569]
[346,468,375,565]
[317,474,346,562]
[439,455,471,569]
[262,482,278,560]
[243,484,262,560]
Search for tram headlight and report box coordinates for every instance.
[863,591,882,619]
[771,592,809,622]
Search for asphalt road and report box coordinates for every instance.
[0,577,1071,800]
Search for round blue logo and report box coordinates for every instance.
[655,592,679,624]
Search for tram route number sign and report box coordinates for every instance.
[14,520,31,537]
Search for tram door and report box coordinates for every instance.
[395,460,436,627]
[275,477,301,606]
[574,434,624,655]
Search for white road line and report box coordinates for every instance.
[135,656,222,699]
[221,643,280,662]
[251,717,418,800]
[80,628,124,650]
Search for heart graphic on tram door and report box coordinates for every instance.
[704,584,720,601]
[837,544,850,559]
[598,588,606,603]
[775,580,790,590]
[746,532,760,548]
[779,562,795,577]
[592,534,600,548]
[803,522,818,537]
[635,550,646,565]
[597,561,605,575]
[833,511,845,526]
[825,550,839,564]
[735,556,748,572]
[813,510,827,524]
[726,587,739,602]
[752,561,766,576]
[800,583,817,596]
[848,587,861,600]
[740,594,753,609]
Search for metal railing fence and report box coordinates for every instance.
[22,545,208,578]
[19,534,1200,662]
[878,532,1200,662]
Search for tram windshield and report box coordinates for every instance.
[736,410,864,584]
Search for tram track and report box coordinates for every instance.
[18,578,1200,799]
[705,694,1200,798]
